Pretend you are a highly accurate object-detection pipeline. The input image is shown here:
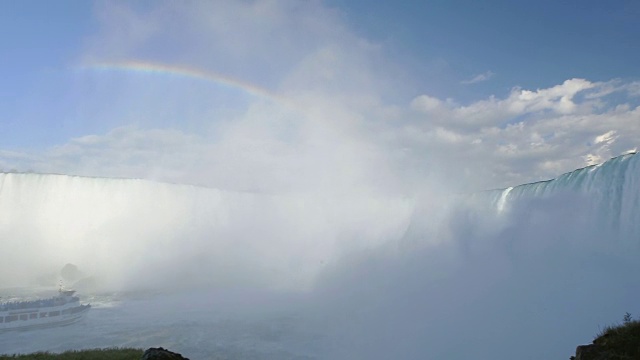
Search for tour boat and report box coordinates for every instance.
[0,287,90,331]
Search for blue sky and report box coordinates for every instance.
[1,1,94,148]
[329,0,640,97]
[1,0,639,191]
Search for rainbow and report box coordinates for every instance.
[81,60,285,103]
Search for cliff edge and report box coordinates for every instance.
[572,314,640,360]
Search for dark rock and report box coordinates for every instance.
[574,344,610,360]
[60,263,82,282]
[141,347,189,360]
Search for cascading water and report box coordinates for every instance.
[479,152,640,240]
[0,153,639,359]
[0,173,412,291]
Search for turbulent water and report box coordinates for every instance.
[1,153,639,359]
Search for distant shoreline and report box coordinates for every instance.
[0,348,144,360]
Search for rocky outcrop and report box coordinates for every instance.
[60,263,82,282]
[574,344,610,360]
[141,347,190,360]
[572,319,640,360]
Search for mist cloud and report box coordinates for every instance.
[308,190,640,359]
[1,1,639,193]
[1,2,640,359]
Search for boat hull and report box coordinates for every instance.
[0,305,90,332]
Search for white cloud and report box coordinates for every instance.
[83,0,371,90]
[626,81,640,97]
[401,80,640,189]
[594,130,617,144]
[461,70,495,84]
[412,79,603,129]
[1,0,390,195]
[2,1,639,195]
[410,94,443,112]
[5,78,640,194]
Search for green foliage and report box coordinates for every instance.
[0,348,143,360]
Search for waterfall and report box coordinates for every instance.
[1,154,639,359]
[0,173,412,290]
[319,152,640,359]
[467,152,640,241]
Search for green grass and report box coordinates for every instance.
[0,348,144,360]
